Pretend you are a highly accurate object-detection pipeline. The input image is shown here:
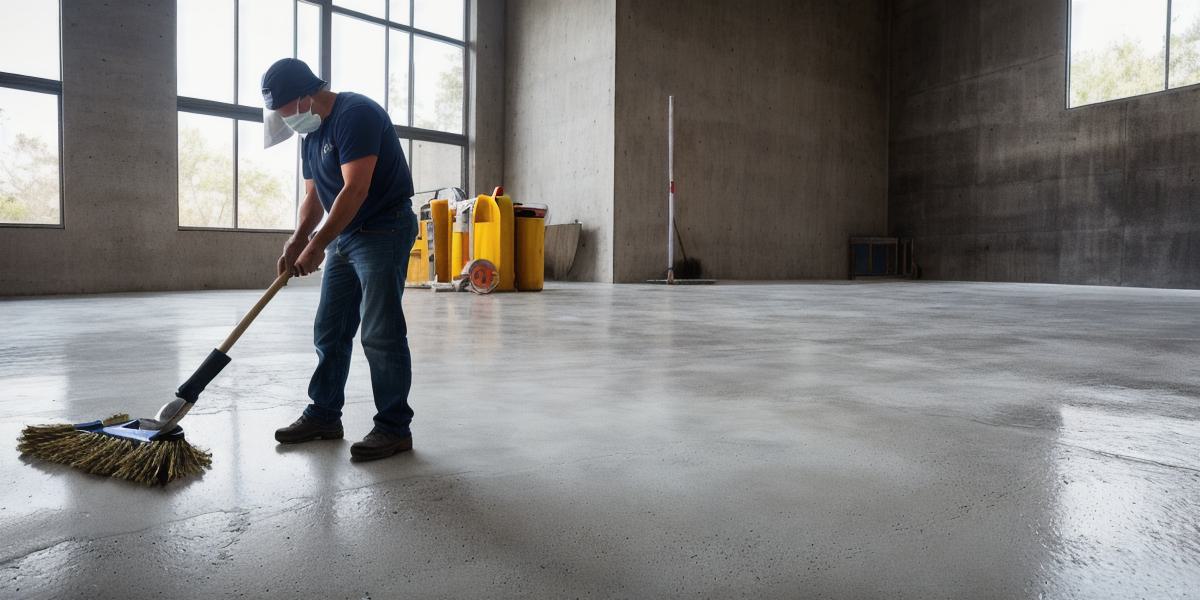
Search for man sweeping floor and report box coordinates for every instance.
[261,58,418,462]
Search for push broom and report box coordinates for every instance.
[18,271,291,486]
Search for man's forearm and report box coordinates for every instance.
[291,192,323,243]
[308,185,369,249]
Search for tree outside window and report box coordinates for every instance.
[0,0,62,226]
[1070,0,1200,107]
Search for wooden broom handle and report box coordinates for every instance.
[218,271,291,353]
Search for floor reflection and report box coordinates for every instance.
[1044,401,1200,597]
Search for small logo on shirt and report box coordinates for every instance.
[322,142,334,156]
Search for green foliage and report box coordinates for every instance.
[389,62,463,133]
[1170,13,1200,87]
[432,69,463,132]
[178,126,292,229]
[236,158,292,229]
[0,132,59,224]
[177,126,234,227]
[0,118,289,229]
[1071,38,1165,106]
[388,72,409,125]
[412,69,462,132]
[1,58,465,230]
[1071,13,1200,106]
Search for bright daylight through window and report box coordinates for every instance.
[331,0,467,204]
[177,0,466,230]
[1070,0,1200,107]
[0,0,61,226]
[177,0,319,230]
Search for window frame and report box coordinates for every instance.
[177,0,315,232]
[175,100,291,234]
[328,0,470,195]
[176,0,469,233]
[1066,0,1200,109]
[0,7,65,229]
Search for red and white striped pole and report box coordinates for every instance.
[667,95,675,284]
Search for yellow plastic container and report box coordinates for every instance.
[429,199,451,282]
[406,232,425,285]
[472,187,515,292]
[450,204,472,279]
[515,215,545,291]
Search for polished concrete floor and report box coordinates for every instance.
[1,280,1198,599]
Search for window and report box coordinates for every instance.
[177,0,318,230]
[0,0,62,226]
[177,0,468,230]
[1069,0,1200,107]
[331,0,468,203]
[1171,0,1200,87]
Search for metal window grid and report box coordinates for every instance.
[176,0,470,231]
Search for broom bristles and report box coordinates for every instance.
[18,414,211,486]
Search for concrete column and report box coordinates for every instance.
[504,0,616,282]
[469,0,506,196]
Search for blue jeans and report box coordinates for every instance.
[304,209,418,437]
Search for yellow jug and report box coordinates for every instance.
[472,186,515,292]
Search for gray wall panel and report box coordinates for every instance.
[891,0,1200,289]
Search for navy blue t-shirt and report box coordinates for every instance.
[301,92,414,233]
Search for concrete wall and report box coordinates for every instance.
[504,0,615,282]
[612,0,890,282]
[0,0,507,296]
[12,1,1197,292]
[0,0,290,296]
[890,0,1200,289]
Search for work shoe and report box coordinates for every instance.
[274,414,344,444]
[350,428,413,462]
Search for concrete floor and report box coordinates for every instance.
[1,280,1199,599]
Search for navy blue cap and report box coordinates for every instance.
[261,58,326,110]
